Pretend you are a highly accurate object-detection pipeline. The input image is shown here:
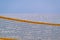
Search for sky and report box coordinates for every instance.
[0,0,60,23]
[0,0,60,13]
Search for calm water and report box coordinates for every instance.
[0,19,60,40]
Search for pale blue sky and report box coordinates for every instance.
[0,0,60,13]
[0,0,60,23]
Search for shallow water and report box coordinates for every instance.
[0,19,60,40]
